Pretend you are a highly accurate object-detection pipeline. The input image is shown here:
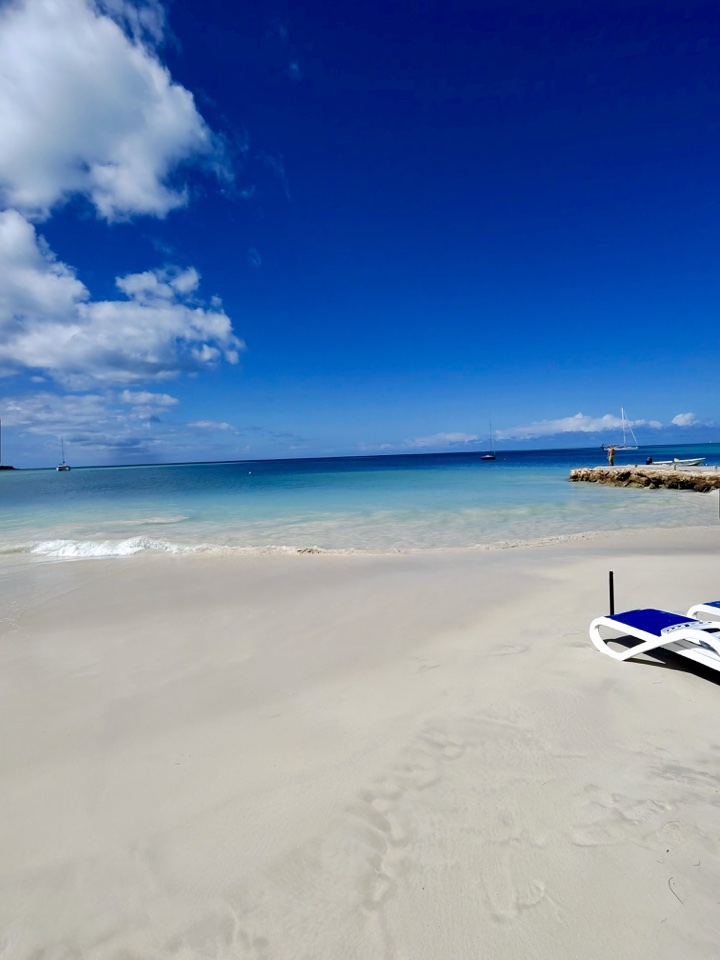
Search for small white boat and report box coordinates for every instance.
[650,457,705,467]
[56,437,71,471]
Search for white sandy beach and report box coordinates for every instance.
[2,527,720,959]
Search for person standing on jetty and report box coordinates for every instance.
[607,445,616,466]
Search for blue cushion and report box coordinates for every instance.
[607,608,695,637]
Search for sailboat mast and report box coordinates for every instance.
[621,408,627,447]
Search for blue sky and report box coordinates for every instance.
[0,0,718,466]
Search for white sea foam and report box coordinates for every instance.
[112,516,190,526]
[0,519,714,563]
[12,539,344,561]
[29,537,200,559]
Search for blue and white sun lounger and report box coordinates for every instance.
[590,608,720,671]
[687,601,720,623]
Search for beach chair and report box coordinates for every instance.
[589,608,720,671]
[687,601,720,622]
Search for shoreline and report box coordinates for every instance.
[5,451,720,563]
[1,504,718,562]
[2,527,720,958]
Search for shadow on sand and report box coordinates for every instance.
[607,636,720,686]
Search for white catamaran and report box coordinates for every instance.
[603,408,638,451]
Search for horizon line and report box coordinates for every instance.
[6,441,720,471]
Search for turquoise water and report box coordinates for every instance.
[0,446,718,557]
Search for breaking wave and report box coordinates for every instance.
[112,516,190,526]
[28,537,201,558]
[0,537,332,560]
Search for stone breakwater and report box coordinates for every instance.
[569,466,720,493]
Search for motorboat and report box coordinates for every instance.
[651,457,706,467]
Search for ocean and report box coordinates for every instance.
[0,445,718,560]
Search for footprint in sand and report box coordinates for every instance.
[349,722,469,912]
[479,816,554,921]
[478,802,555,922]
[486,643,529,657]
[168,903,271,960]
[349,793,412,909]
[481,864,550,922]
[570,784,671,848]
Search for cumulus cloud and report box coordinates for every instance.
[1,386,191,457]
[0,210,87,329]
[119,388,180,421]
[0,0,223,221]
[116,267,201,301]
[0,389,162,453]
[497,412,662,441]
[0,389,284,462]
[3,391,122,432]
[0,1,247,461]
[671,412,698,427]
[0,211,244,387]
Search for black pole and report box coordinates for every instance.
[608,570,615,616]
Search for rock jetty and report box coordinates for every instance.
[569,465,720,493]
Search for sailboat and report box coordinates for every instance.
[56,437,71,471]
[603,408,638,451]
[480,421,496,460]
[0,418,15,470]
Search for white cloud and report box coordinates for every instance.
[0,0,222,221]
[97,0,165,46]
[671,412,698,427]
[402,431,481,449]
[188,420,235,431]
[116,267,200,301]
[1,390,157,450]
[359,432,481,452]
[3,391,118,431]
[497,412,662,441]
[2,389,307,462]
[1,387,186,458]
[118,388,179,420]
[119,389,178,406]
[0,210,244,387]
[1,389,233,461]
[0,209,87,326]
